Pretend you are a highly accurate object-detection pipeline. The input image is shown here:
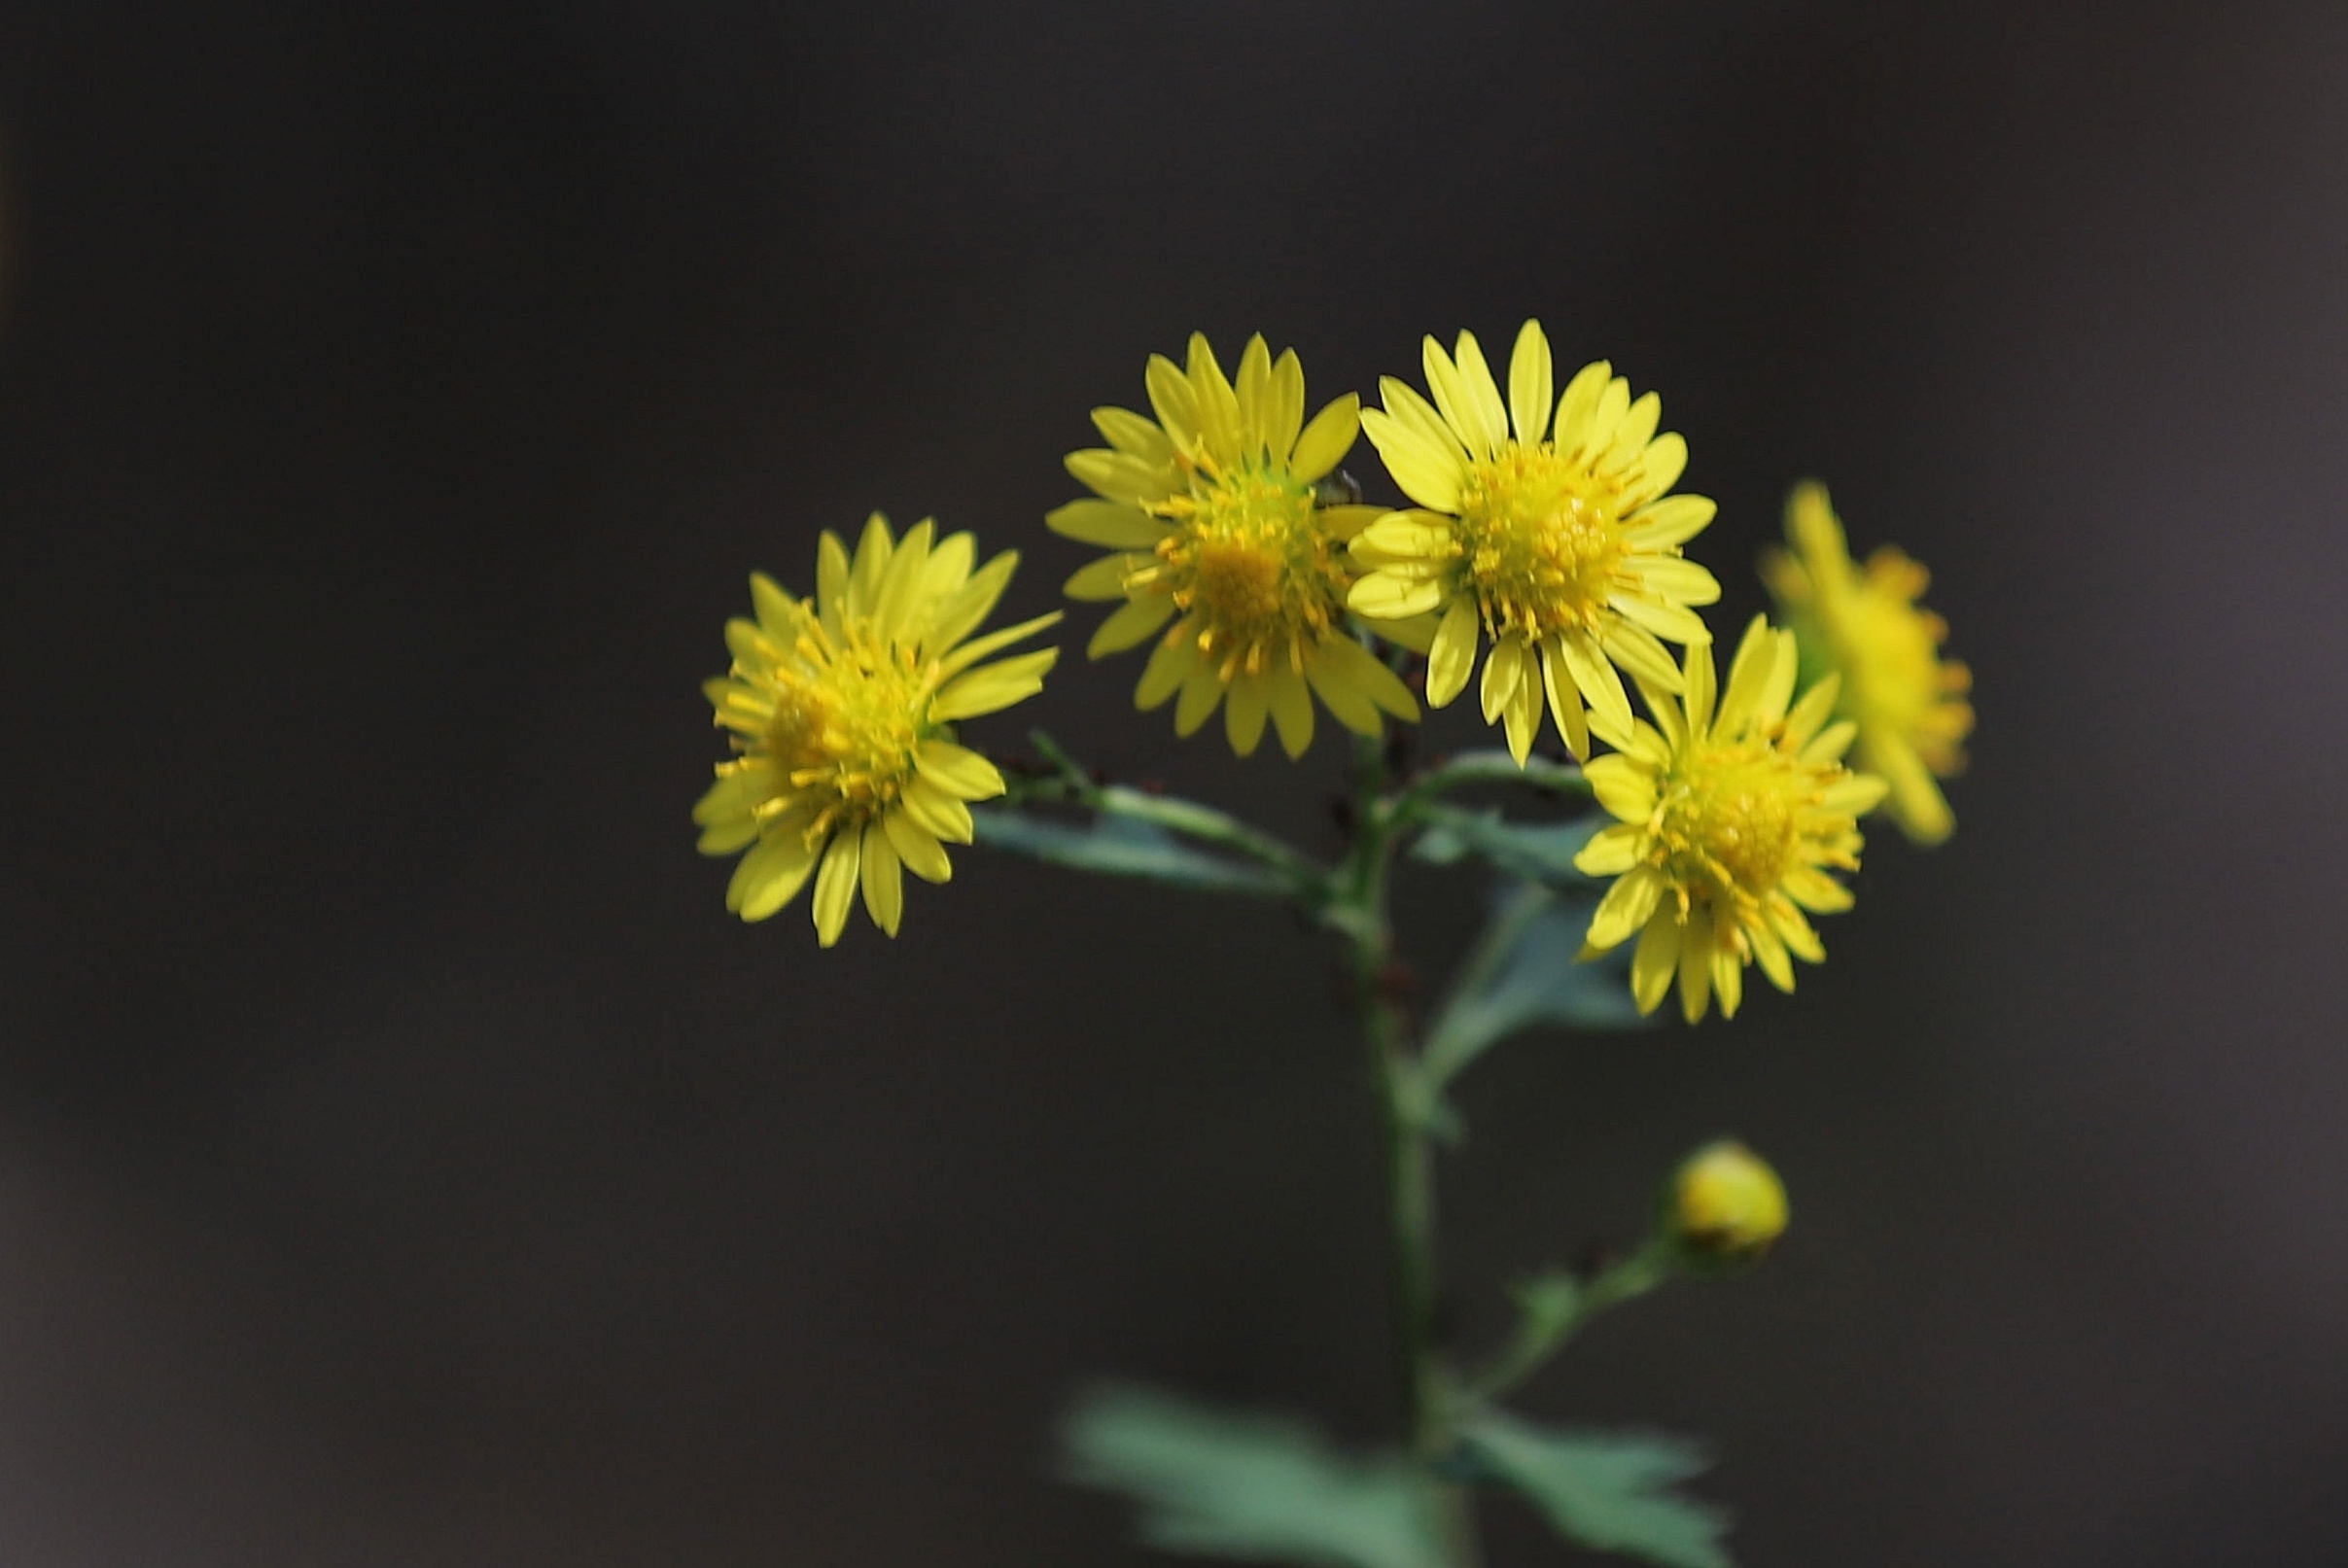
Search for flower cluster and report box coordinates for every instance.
[695,322,1971,1018]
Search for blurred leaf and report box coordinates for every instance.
[1458,1412,1732,1568]
[1426,894,1649,1083]
[1064,1386,1449,1568]
[972,808,1289,897]
[1409,806,1605,888]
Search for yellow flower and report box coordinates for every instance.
[1763,482,1974,846]
[1670,1141,1789,1261]
[1572,615,1889,1023]
[1050,332,1419,758]
[1347,321,1720,763]
[694,514,1061,945]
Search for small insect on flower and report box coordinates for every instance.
[694,514,1061,945]
[1050,332,1419,759]
[1347,320,1720,763]
[1763,482,1974,846]
[1573,615,1889,1023]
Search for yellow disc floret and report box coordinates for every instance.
[695,513,1061,945]
[1573,615,1889,1023]
[1349,320,1722,764]
[1763,481,1973,845]
[1049,333,1418,759]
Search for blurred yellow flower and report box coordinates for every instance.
[1573,615,1888,1023]
[1671,1141,1789,1261]
[1763,482,1973,845]
[1347,321,1719,763]
[1051,332,1419,758]
[695,515,1060,945]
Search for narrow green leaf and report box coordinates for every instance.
[1410,806,1605,888]
[1459,1411,1733,1568]
[971,808,1289,897]
[1064,1386,1449,1568]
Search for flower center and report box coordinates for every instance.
[1147,462,1349,677]
[1832,593,1944,730]
[765,619,929,829]
[1656,743,1808,907]
[1454,444,1627,639]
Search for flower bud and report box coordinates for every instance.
[1669,1141,1788,1263]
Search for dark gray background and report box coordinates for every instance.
[1,1,2342,1563]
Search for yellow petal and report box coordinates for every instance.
[1452,330,1512,458]
[1087,594,1176,657]
[816,532,851,631]
[1583,753,1658,821]
[1291,394,1361,482]
[1782,675,1842,750]
[1678,903,1714,1024]
[1631,431,1688,502]
[872,517,936,641]
[929,551,1020,652]
[900,778,974,844]
[1782,866,1854,913]
[1599,618,1684,693]
[884,809,954,885]
[859,820,904,937]
[1823,773,1891,815]
[1348,571,1446,620]
[1748,919,1795,993]
[1540,636,1593,759]
[1713,614,1779,738]
[1507,319,1554,445]
[1145,353,1200,449]
[727,829,823,922]
[1427,596,1479,708]
[1359,409,1465,512]
[1610,592,1713,646]
[1626,554,1721,607]
[1314,636,1417,720]
[1135,633,1196,711]
[1225,671,1270,755]
[1091,405,1175,465]
[932,647,1058,720]
[1046,499,1166,549]
[1267,349,1307,465]
[1558,628,1634,741]
[916,740,1005,801]
[1187,333,1244,464]
[1710,939,1744,1020]
[1552,359,1613,454]
[1305,649,1382,736]
[1236,335,1274,457]
[1801,718,1859,766]
[1065,553,1141,602]
[1268,665,1315,756]
[1588,864,1666,950]
[1573,822,1646,877]
[1062,449,1172,507]
[1623,493,1715,550]
[1503,656,1542,763]
[936,608,1061,678]
[848,512,894,618]
[1630,906,1679,1013]
[1173,660,1224,736]
[1480,634,1524,722]
[812,829,861,947]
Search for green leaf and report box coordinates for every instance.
[1409,806,1605,888]
[972,808,1290,897]
[1424,894,1649,1086]
[1063,1386,1450,1568]
[1457,1411,1733,1568]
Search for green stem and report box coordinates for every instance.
[1465,1242,1674,1404]
[1006,729,1330,901]
[1341,735,1476,1567]
[1418,880,1555,1094]
[1387,749,1592,833]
